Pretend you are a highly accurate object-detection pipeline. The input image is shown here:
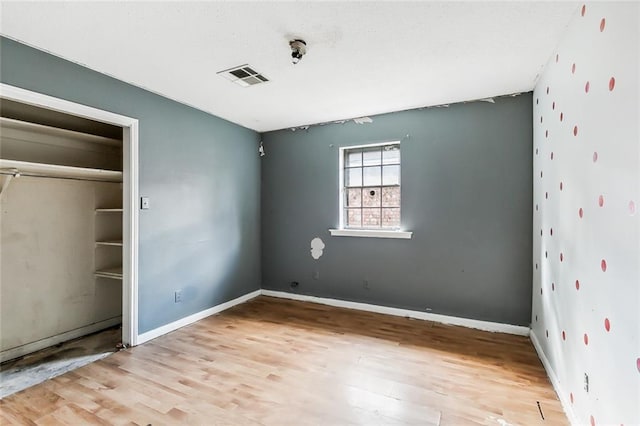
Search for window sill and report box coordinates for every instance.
[329,229,413,239]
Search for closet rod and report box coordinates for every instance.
[0,170,121,184]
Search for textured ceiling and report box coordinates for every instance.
[0,2,579,132]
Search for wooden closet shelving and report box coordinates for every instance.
[94,266,123,280]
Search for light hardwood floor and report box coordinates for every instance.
[0,296,567,425]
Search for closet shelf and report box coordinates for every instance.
[0,159,122,182]
[96,240,123,247]
[95,266,123,280]
[0,117,122,147]
[95,208,123,213]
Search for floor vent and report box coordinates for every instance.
[217,64,269,87]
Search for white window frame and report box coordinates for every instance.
[330,141,412,239]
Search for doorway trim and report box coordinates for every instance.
[1,83,140,347]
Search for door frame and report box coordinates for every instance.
[1,83,140,346]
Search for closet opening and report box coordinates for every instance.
[0,84,138,394]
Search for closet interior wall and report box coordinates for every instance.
[0,99,124,361]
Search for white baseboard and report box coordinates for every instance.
[0,316,122,363]
[530,330,579,425]
[261,290,530,336]
[136,289,261,345]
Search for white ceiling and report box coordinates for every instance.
[0,2,579,132]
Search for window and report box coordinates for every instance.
[330,141,411,239]
[342,142,401,229]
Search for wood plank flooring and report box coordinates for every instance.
[0,296,567,425]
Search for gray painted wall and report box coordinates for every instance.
[0,37,261,333]
[261,95,533,326]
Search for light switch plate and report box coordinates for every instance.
[141,197,150,210]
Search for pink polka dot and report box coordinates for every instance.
[584,333,589,345]
[572,63,576,74]
[593,152,598,162]
[591,415,596,426]
[560,252,564,262]
[541,288,543,295]
[541,229,543,236]
[629,201,636,215]
[560,182,563,191]
[573,125,578,136]
[562,330,566,340]
[575,279,580,290]
[570,392,574,403]
[609,77,615,91]
[598,195,604,207]
[581,5,586,16]
[550,228,553,236]
[600,18,606,32]
[604,318,610,332]
[550,152,554,160]
[601,259,607,272]
[637,358,640,373]
[560,112,564,121]
[552,101,556,109]
[579,208,584,218]
[585,81,590,93]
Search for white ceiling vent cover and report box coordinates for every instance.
[217,64,269,87]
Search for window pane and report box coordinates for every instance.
[382,208,400,228]
[346,168,362,187]
[382,145,400,164]
[362,148,381,166]
[363,166,381,186]
[382,165,400,185]
[362,208,381,227]
[346,209,361,227]
[346,188,361,207]
[382,186,400,207]
[362,187,381,207]
[346,150,362,167]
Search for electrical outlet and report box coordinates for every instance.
[584,373,589,392]
[141,197,150,210]
[174,290,182,303]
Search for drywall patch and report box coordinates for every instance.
[310,237,325,259]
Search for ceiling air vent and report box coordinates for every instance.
[217,64,269,87]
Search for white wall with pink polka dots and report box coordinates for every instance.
[531,2,639,425]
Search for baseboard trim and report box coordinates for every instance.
[0,316,122,363]
[261,290,530,336]
[136,289,261,345]
[530,330,579,425]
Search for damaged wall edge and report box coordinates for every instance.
[285,91,526,133]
